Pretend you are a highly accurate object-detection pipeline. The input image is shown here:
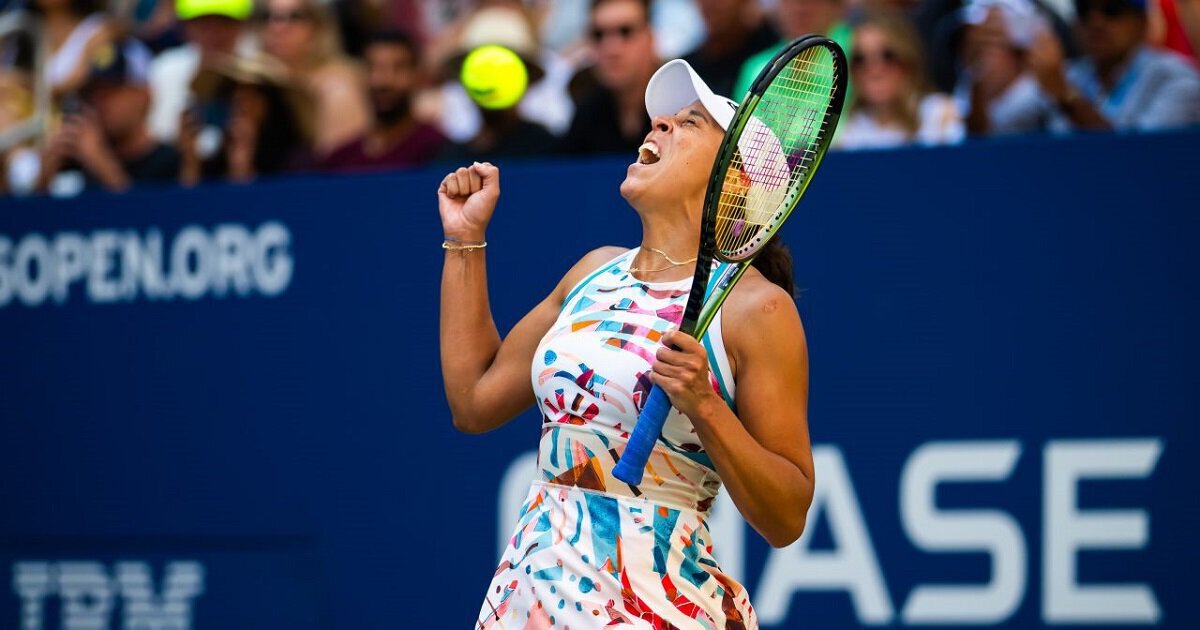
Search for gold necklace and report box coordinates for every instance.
[629,246,698,274]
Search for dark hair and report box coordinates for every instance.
[250,83,306,174]
[205,82,306,178]
[30,0,100,17]
[367,30,420,64]
[1074,0,1146,18]
[751,239,796,296]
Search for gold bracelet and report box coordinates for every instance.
[443,240,487,251]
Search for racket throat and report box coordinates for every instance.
[678,256,714,337]
[693,263,748,339]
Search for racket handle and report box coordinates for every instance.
[612,386,672,486]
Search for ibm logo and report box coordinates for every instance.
[12,562,204,630]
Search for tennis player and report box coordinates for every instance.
[439,60,813,628]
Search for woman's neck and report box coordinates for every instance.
[632,214,701,282]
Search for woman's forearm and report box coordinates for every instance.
[439,246,501,430]
[690,400,814,548]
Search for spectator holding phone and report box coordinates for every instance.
[39,40,181,194]
[179,53,311,185]
[955,0,1057,135]
[148,0,255,144]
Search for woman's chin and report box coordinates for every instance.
[620,166,650,201]
[618,177,638,202]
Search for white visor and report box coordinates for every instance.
[644,59,739,130]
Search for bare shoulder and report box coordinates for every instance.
[553,246,629,301]
[723,267,805,354]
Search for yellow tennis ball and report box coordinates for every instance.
[460,45,528,110]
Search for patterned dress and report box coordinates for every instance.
[476,249,756,629]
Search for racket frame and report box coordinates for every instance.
[680,34,848,341]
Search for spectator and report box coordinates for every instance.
[258,0,371,155]
[438,90,558,162]
[320,31,446,172]
[328,0,386,59]
[1149,0,1198,61]
[732,0,853,99]
[1029,0,1200,130]
[32,0,114,98]
[326,0,428,59]
[917,0,1076,93]
[836,10,966,149]
[558,0,659,155]
[438,16,557,164]
[683,0,780,97]
[421,3,574,144]
[180,53,312,184]
[147,0,254,143]
[38,40,181,194]
[530,0,705,60]
[956,0,1058,135]
[125,0,187,53]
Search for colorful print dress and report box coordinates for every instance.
[476,249,756,629]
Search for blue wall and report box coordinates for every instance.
[0,131,1195,628]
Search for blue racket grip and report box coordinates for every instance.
[612,385,672,485]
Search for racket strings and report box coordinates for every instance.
[713,45,840,260]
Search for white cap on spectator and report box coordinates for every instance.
[961,0,1046,49]
[645,59,739,130]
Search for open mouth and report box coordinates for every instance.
[637,142,661,165]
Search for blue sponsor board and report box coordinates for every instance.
[0,131,1196,628]
[0,540,322,629]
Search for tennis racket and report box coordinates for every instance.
[611,35,848,486]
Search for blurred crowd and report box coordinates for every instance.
[0,0,1196,196]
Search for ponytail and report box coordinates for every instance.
[750,239,795,297]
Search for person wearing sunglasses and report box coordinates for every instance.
[258,0,370,155]
[558,0,660,155]
[1026,0,1200,130]
[836,10,966,150]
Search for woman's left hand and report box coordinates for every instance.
[651,330,723,421]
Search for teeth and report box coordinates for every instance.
[637,142,660,165]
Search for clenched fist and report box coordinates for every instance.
[438,161,500,242]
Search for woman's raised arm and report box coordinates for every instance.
[437,162,624,433]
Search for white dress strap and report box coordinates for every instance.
[702,307,736,408]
